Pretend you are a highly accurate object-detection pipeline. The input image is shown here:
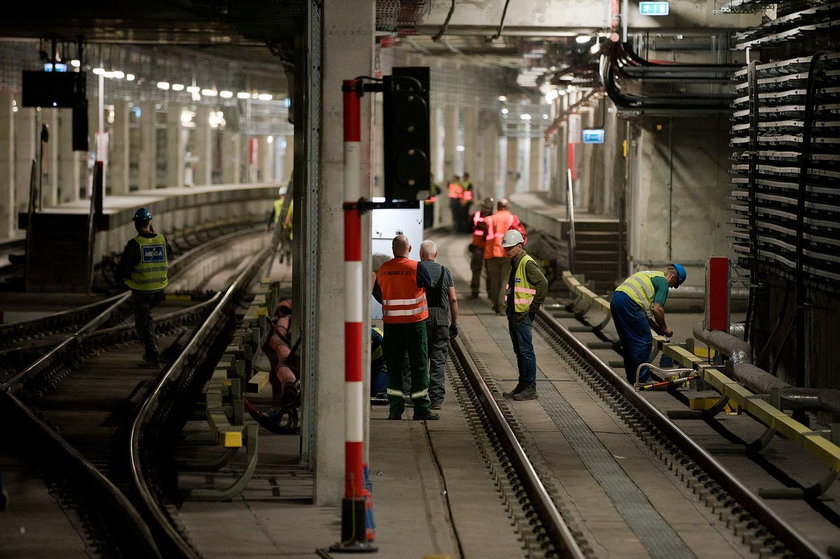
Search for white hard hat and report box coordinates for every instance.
[279,186,288,196]
[501,229,524,248]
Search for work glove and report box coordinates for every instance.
[449,323,459,339]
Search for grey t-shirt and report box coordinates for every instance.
[419,260,454,323]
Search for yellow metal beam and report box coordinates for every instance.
[562,271,840,475]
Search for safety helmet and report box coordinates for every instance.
[501,229,524,248]
[278,186,287,196]
[133,207,152,222]
[482,197,495,210]
[670,263,687,288]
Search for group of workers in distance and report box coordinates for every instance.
[115,190,686,408]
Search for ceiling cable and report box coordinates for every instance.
[488,0,512,42]
[431,0,456,42]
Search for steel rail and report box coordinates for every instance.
[0,376,162,557]
[128,245,271,558]
[450,336,586,559]
[536,306,827,559]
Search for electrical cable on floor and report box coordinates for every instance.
[422,421,466,559]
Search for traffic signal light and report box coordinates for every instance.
[383,67,430,201]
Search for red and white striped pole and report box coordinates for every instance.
[333,79,375,551]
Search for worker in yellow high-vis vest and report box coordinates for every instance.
[500,229,547,401]
[610,264,686,384]
[116,208,169,368]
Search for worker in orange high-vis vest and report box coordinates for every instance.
[447,174,463,232]
[483,198,523,314]
[372,234,439,421]
[468,197,494,299]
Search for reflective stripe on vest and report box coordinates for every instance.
[125,234,169,291]
[614,271,664,318]
[507,254,537,312]
[377,258,429,324]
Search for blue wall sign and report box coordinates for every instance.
[639,1,670,15]
[582,129,605,144]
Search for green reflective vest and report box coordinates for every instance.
[125,234,169,291]
[614,271,665,318]
[509,254,537,313]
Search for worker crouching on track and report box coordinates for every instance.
[372,235,438,421]
[500,230,547,401]
[610,264,686,384]
[116,208,169,368]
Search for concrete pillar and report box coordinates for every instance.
[221,129,241,184]
[110,100,130,195]
[38,110,58,209]
[194,105,213,186]
[138,100,157,190]
[529,135,544,192]
[463,106,479,190]
[57,108,80,203]
[281,135,293,184]
[319,0,375,505]
[0,93,14,238]
[443,106,458,181]
[166,104,185,187]
[480,109,499,202]
[15,107,36,220]
[504,136,518,197]
[259,136,273,182]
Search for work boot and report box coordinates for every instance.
[502,383,525,398]
[510,384,537,401]
[413,411,440,420]
[387,413,403,420]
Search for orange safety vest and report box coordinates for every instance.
[483,210,519,259]
[470,210,488,248]
[461,181,474,202]
[376,257,429,324]
[447,182,464,199]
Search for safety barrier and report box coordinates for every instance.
[562,271,840,490]
[181,279,279,501]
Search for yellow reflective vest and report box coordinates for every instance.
[614,271,665,318]
[509,254,538,313]
[125,234,169,291]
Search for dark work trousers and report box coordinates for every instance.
[485,257,512,314]
[425,309,451,406]
[609,291,653,383]
[507,312,537,387]
[449,198,462,232]
[468,244,485,296]
[132,289,164,360]
[383,321,430,416]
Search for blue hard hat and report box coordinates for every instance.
[133,207,152,222]
[671,263,687,287]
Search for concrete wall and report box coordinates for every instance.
[627,115,733,290]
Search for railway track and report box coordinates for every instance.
[446,300,830,558]
[0,229,272,558]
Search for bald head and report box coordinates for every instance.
[497,198,509,210]
[419,240,437,261]
[392,234,410,257]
